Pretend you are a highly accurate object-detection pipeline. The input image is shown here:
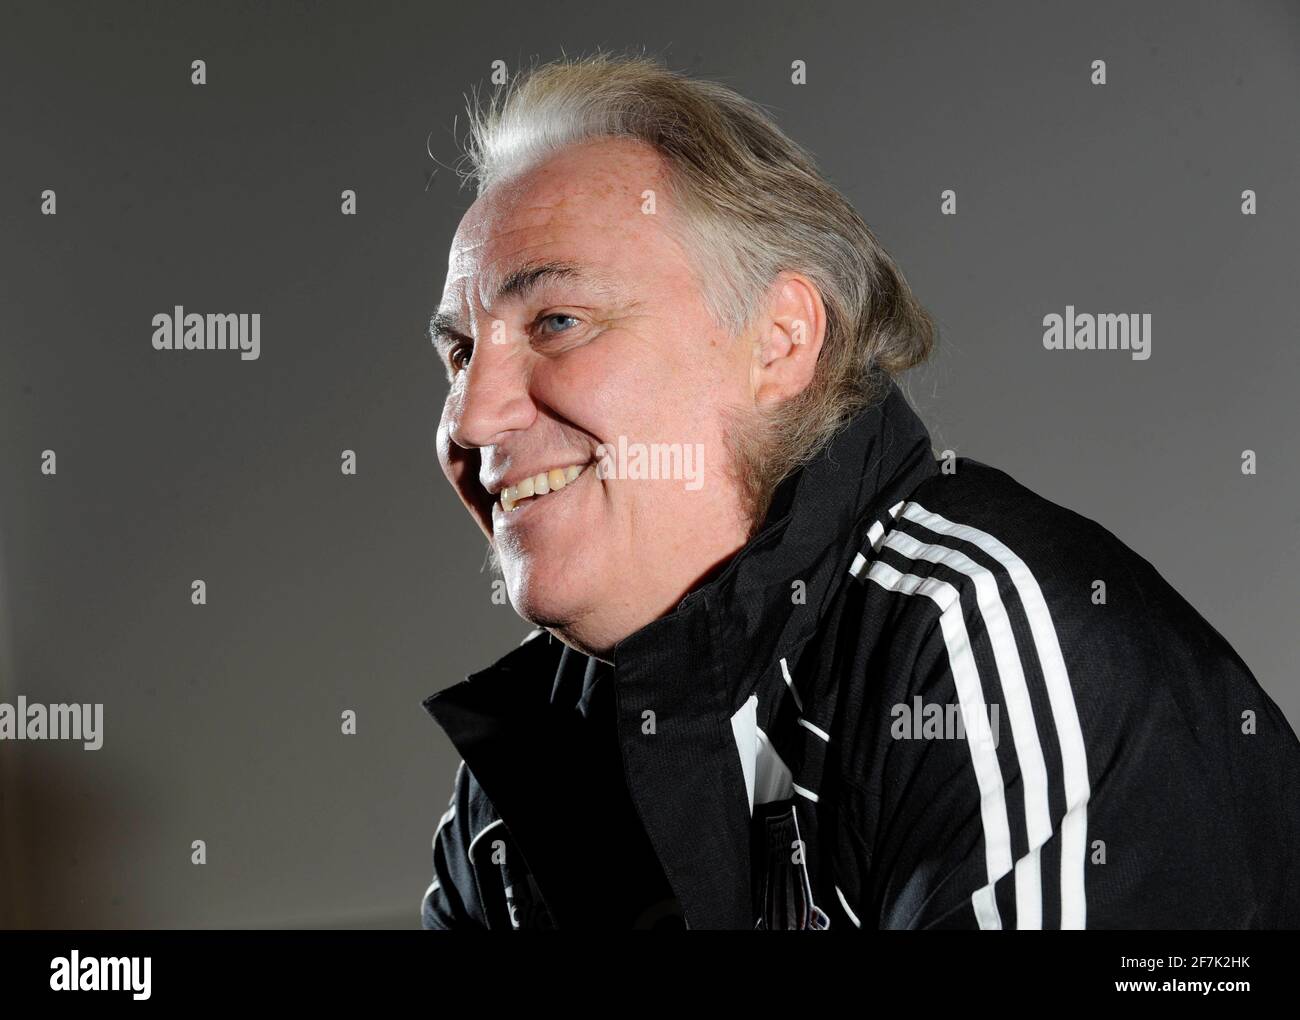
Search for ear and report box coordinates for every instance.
[751,271,827,407]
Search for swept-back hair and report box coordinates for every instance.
[458,52,935,528]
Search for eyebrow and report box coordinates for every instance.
[428,259,622,346]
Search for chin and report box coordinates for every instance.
[506,562,589,635]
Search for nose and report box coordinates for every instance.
[445,333,535,451]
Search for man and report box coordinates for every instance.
[419,54,1300,929]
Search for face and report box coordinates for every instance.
[433,138,758,659]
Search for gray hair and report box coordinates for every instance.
[458,51,936,530]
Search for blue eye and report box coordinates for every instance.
[537,314,578,334]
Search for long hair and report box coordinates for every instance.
[458,51,936,528]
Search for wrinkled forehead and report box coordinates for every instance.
[441,139,677,313]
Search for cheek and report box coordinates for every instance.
[542,340,661,435]
[562,334,728,437]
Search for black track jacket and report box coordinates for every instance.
[420,380,1300,929]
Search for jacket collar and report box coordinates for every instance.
[422,378,937,928]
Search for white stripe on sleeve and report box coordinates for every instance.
[901,502,1090,929]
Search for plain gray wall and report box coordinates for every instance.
[1,0,1296,927]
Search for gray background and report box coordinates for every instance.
[1,0,1296,928]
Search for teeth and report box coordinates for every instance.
[498,463,588,512]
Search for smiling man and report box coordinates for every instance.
[419,54,1300,930]
[430,134,768,656]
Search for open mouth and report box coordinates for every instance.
[497,462,591,514]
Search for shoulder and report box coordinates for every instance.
[857,455,1282,728]
[866,457,1237,679]
[846,457,1300,927]
[851,453,1299,804]
[904,458,1149,594]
